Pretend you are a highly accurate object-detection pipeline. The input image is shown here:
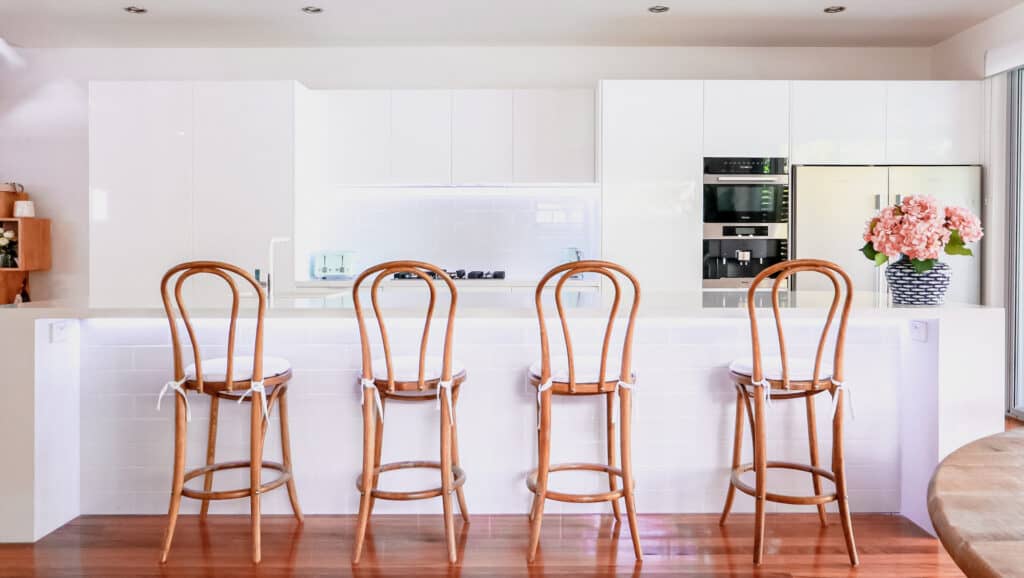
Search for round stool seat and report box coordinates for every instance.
[371,355,467,393]
[528,356,635,394]
[728,356,832,391]
[184,356,292,392]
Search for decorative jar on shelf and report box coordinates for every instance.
[0,253,15,269]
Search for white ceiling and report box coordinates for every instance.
[0,0,1021,48]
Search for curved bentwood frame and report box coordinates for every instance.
[158,261,302,565]
[528,260,643,563]
[720,258,858,567]
[350,261,467,565]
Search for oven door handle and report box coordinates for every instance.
[714,176,784,183]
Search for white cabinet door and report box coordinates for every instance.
[513,89,595,183]
[793,166,889,294]
[600,80,703,291]
[791,81,887,164]
[703,81,789,158]
[451,90,513,184]
[192,82,295,297]
[888,166,982,304]
[88,82,193,307]
[326,90,390,184]
[886,82,983,164]
[390,90,452,184]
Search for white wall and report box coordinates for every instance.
[931,3,1024,80]
[0,45,933,300]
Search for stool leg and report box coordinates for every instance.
[250,389,265,564]
[752,386,768,566]
[605,391,622,522]
[278,387,304,523]
[720,387,745,526]
[619,387,642,561]
[159,392,188,563]
[367,396,385,519]
[804,394,827,527]
[832,389,859,566]
[440,387,458,564]
[352,391,378,564]
[199,396,219,521]
[451,387,470,523]
[527,389,552,562]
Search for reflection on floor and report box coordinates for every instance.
[0,514,960,577]
[1007,416,1023,431]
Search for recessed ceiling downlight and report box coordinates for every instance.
[648,5,670,14]
[123,6,147,14]
[823,6,847,14]
[301,6,323,14]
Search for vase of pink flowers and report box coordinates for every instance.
[861,195,984,305]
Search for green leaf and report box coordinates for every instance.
[861,242,888,266]
[873,252,889,266]
[911,258,936,273]
[945,229,974,257]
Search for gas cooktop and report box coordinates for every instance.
[393,269,506,280]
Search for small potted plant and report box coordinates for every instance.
[861,195,983,305]
[0,228,16,268]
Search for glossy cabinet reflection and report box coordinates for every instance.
[886,81,983,165]
[703,80,789,158]
[791,81,887,164]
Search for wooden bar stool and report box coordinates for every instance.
[527,260,642,562]
[719,259,858,566]
[351,261,469,565]
[157,261,303,564]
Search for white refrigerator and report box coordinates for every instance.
[792,165,983,304]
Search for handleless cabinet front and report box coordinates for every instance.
[703,80,789,158]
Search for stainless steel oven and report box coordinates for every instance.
[702,157,789,289]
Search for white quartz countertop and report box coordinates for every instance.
[0,290,998,320]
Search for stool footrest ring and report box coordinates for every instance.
[355,460,467,501]
[526,462,634,504]
[729,461,837,506]
[181,460,291,501]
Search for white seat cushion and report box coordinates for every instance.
[529,356,634,384]
[728,356,832,382]
[372,355,465,382]
[186,356,291,383]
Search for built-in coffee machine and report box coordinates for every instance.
[702,157,789,289]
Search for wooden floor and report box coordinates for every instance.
[0,513,960,577]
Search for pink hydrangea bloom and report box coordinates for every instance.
[864,195,980,262]
[945,205,984,243]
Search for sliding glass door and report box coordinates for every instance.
[1010,67,1024,418]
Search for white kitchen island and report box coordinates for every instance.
[0,290,1004,543]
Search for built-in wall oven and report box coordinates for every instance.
[702,157,789,289]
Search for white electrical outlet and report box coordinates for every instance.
[49,320,70,344]
[910,320,928,343]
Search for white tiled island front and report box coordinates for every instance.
[0,292,1004,543]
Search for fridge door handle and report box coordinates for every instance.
[874,193,881,210]
[895,194,903,205]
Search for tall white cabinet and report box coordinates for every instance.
[886,82,983,165]
[89,82,194,307]
[90,81,301,306]
[703,80,789,158]
[791,81,887,164]
[601,80,703,291]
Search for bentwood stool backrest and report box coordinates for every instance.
[352,260,459,393]
[160,260,269,393]
[745,258,854,391]
[534,259,641,393]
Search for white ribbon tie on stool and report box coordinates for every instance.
[751,378,772,410]
[237,380,271,426]
[830,378,855,420]
[612,378,637,425]
[436,379,456,426]
[536,378,553,430]
[360,377,385,421]
[157,377,191,422]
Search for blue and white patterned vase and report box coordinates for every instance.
[885,258,951,306]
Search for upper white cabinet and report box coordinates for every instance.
[703,81,789,158]
[89,82,194,307]
[390,90,452,184]
[192,82,295,274]
[600,80,703,291]
[451,90,513,184]
[326,90,391,185]
[791,81,887,164]
[886,81,983,165]
[513,89,595,183]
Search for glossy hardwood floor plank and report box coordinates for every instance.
[0,514,960,577]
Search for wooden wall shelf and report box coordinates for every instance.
[0,218,51,272]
